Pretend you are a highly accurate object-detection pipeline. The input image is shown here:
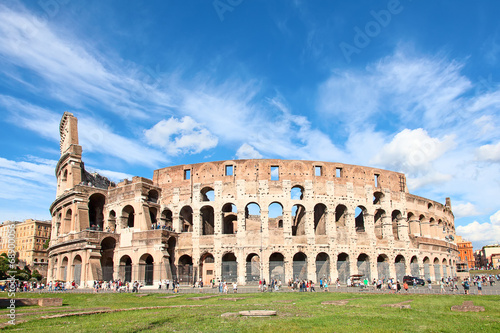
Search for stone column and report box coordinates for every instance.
[330,255,338,282]
[308,257,316,282]
[283,211,292,243]
[398,217,409,241]
[284,256,293,283]
[192,212,201,237]
[261,210,269,245]
[382,216,393,240]
[215,211,223,235]
[305,210,315,245]
[237,249,246,285]
[173,214,181,234]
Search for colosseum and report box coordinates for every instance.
[47,112,459,287]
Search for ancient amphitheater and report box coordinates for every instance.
[48,112,458,287]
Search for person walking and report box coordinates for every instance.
[477,280,482,295]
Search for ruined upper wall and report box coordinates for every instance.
[153,159,408,200]
[59,112,79,154]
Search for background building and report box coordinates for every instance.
[456,236,475,270]
[476,244,500,269]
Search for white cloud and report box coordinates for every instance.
[371,128,456,175]
[490,210,500,225]
[236,144,262,159]
[453,203,480,219]
[144,116,218,155]
[456,220,500,243]
[476,142,500,162]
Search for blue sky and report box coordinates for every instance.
[1,0,500,249]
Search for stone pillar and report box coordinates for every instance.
[364,213,375,238]
[382,216,393,240]
[214,253,222,282]
[308,257,316,282]
[398,217,409,241]
[261,210,269,245]
[192,212,201,237]
[388,258,397,280]
[237,249,246,285]
[173,214,181,234]
[284,256,293,283]
[283,211,292,243]
[408,219,420,236]
[330,255,338,282]
[262,251,269,283]
[305,210,314,245]
[215,211,223,235]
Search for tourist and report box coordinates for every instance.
[396,281,401,293]
[403,281,409,293]
[232,282,237,293]
[477,280,482,295]
[463,279,470,295]
[324,281,329,292]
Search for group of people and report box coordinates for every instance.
[258,278,282,292]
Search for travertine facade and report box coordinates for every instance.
[48,112,458,287]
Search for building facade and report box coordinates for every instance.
[456,236,475,270]
[48,112,459,287]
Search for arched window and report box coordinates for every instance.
[291,185,304,200]
[292,204,306,236]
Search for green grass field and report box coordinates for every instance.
[1,291,499,332]
[469,269,500,276]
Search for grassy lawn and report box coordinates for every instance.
[1,291,499,332]
[469,269,500,276]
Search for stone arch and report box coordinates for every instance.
[222,203,237,234]
[292,204,306,236]
[292,252,307,280]
[107,210,116,232]
[221,252,237,282]
[61,256,69,281]
[315,252,330,282]
[149,207,158,228]
[180,206,193,232]
[101,237,116,281]
[337,253,350,284]
[200,187,214,202]
[442,258,448,278]
[88,193,105,230]
[245,202,261,232]
[73,255,82,285]
[314,203,327,235]
[291,185,304,200]
[139,253,154,285]
[419,214,426,236]
[377,254,390,281]
[423,257,431,281]
[245,253,260,283]
[161,208,173,230]
[201,205,215,235]
[373,191,384,205]
[268,202,283,230]
[374,209,385,239]
[119,255,132,282]
[433,257,441,282]
[147,189,159,203]
[357,253,371,280]
[200,253,214,285]
[178,255,193,285]
[335,205,347,228]
[395,255,406,282]
[63,209,72,234]
[269,252,285,282]
[355,206,367,233]
[122,205,135,228]
[392,210,402,240]
[410,256,419,276]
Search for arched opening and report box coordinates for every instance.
[122,205,135,228]
[245,203,261,231]
[107,210,116,232]
[269,252,284,282]
[335,205,347,228]
[429,217,436,237]
[337,253,350,284]
[314,204,327,235]
[161,209,173,231]
[180,206,193,232]
[374,209,385,239]
[395,255,406,282]
[357,253,371,280]
[62,169,68,182]
[410,256,419,276]
[407,212,416,235]
[222,203,237,234]
[73,255,82,285]
[64,209,72,234]
[221,252,237,282]
[178,255,193,285]
[149,207,158,229]
[167,237,176,280]
[88,193,105,230]
[373,191,384,205]
[442,258,448,278]
[293,252,307,280]
[119,255,132,282]
[201,206,215,235]
[292,204,306,236]
[423,257,431,281]
[316,252,330,282]
[139,253,154,286]
[61,257,69,281]
[200,253,214,286]
[419,215,426,236]
[101,237,116,281]
[377,254,390,281]
[147,189,159,203]
[291,185,304,200]
[392,210,402,240]
[355,206,366,232]
[201,187,214,202]
[433,257,441,282]
[245,253,260,284]
[268,202,283,230]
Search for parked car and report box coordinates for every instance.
[403,275,425,286]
